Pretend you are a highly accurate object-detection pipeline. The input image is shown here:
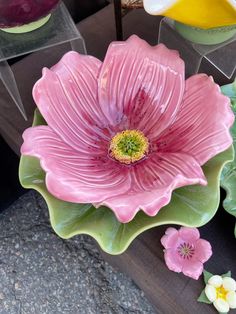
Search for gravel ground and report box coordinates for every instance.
[0,191,155,314]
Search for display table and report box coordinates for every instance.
[102,207,236,313]
[0,2,86,119]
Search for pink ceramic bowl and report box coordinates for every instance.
[21,35,234,224]
[0,0,60,29]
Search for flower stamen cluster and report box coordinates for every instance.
[177,242,195,260]
[109,130,149,164]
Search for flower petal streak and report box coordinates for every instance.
[157,74,234,165]
[194,239,212,263]
[98,35,185,137]
[99,152,206,222]
[161,227,179,248]
[182,260,203,280]
[33,52,110,152]
[21,126,131,203]
[178,227,200,242]
[164,250,183,273]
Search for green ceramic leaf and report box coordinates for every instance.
[203,270,213,284]
[221,81,236,237]
[221,80,236,111]
[19,110,233,255]
[197,290,212,304]
[222,271,231,278]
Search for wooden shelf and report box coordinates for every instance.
[102,207,236,313]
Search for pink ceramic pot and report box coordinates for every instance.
[0,0,60,32]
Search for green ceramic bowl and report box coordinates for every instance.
[175,22,236,45]
[19,111,234,254]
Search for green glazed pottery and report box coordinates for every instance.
[221,80,236,237]
[19,111,233,255]
[175,22,236,45]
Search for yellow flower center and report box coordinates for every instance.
[109,130,149,164]
[216,285,228,301]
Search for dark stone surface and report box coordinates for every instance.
[0,191,155,314]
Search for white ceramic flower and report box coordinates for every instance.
[205,275,236,313]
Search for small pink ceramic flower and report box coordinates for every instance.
[21,35,234,223]
[161,227,212,280]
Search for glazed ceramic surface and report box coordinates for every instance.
[221,80,236,238]
[198,271,233,307]
[19,110,233,254]
[161,227,212,280]
[19,36,234,254]
[174,22,236,45]
[143,0,236,29]
[0,0,60,29]
[21,36,234,224]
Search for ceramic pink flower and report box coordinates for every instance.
[21,35,234,223]
[161,227,212,280]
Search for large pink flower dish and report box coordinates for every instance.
[21,36,234,223]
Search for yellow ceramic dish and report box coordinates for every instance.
[143,0,236,29]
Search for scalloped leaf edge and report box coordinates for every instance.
[221,80,236,238]
[19,110,234,255]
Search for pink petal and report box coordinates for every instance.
[161,227,179,249]
[164,249,183,273]
[98,151,207,222]
[33,52,110,152]
[179,227,200,243]
[182,260,203,280]
[97,187,171,223]
[157,74,234,165]
[194,239,212,263]
[21,126,131,203]
[98,35,185,138]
